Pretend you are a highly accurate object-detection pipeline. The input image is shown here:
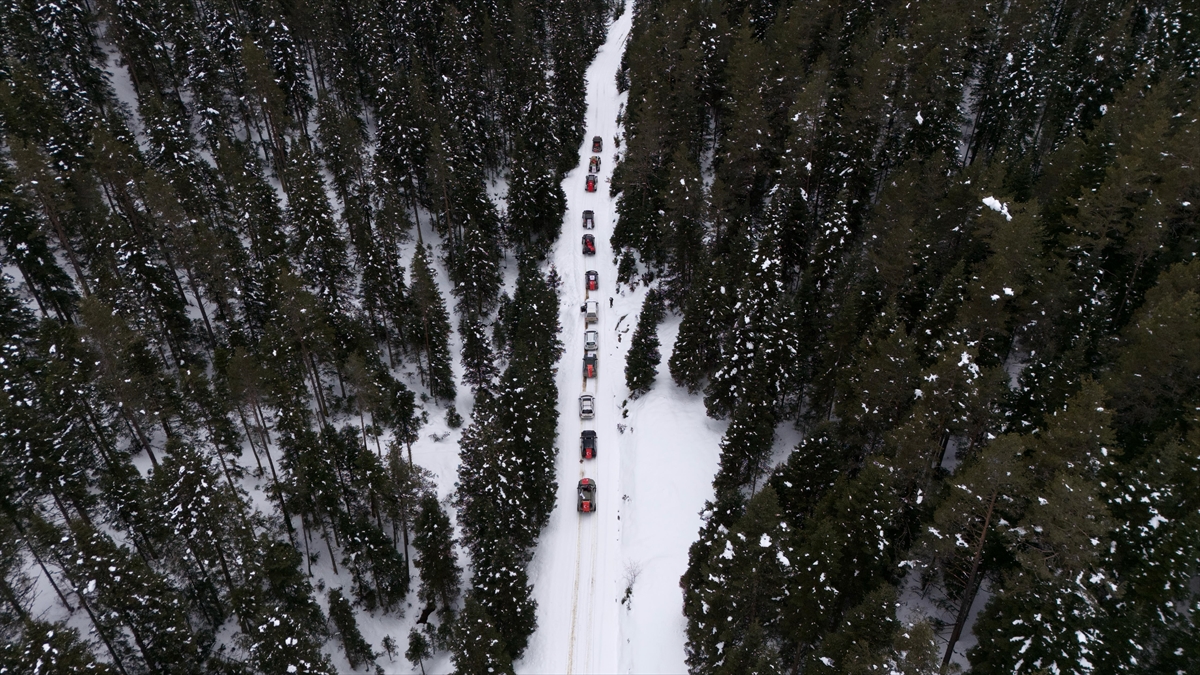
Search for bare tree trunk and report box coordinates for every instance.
[941,490,998,673]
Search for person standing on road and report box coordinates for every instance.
[609,297,613,308]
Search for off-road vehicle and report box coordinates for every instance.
[578,478,597,512]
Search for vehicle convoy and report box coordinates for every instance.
[581,300,598,323]
[584,330,598,351]
[585,270,599,291]
[581,430,597,459]
[585,174,598,192]
[582,210,595,229]
[579,394,595,419]
[592,136,603,153]
[577,478,597,512]
[582,234,596,255]
[584,353,597,378]
[588,155,601,173]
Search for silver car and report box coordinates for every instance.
[579,394,595,419]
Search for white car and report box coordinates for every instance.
[584,330,598,351]
[579,394,595,419]
[581,300,598,324]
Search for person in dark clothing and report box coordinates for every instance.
[609,297,613,308]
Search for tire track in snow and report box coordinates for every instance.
[565,516,584,673]
[583,507,600,668]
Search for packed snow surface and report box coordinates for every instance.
[516,7,726,673]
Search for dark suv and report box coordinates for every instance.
[578,478,597,512]
[581,430,597,459]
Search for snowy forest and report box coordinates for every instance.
[0,0,608,671]
[1,0,1198,673]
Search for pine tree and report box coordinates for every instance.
[459,313,499,393]
[413,492,461,620]
[0,162,77,320]
[659,143,706,301]
[409,245,456,402]
[469,540,537,661]
[406,628,431,675]
[684,485,790,672]
[0,619,115,674]
[625,289,665,397]
[287,146,351,307]
[450,598,515,675]
[669,259,732,392]
[506,136,567,256]
[704,232,798,419]
[328,587,375,670]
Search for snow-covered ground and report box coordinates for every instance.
[516,9,727,673]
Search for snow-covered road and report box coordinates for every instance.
[518,6,727,673]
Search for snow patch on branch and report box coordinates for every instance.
[982,196,1012,221]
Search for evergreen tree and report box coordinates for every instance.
[459,313,499,393]
[287,146,351,307]
[625,289,665,398]
[406,628,431,675]
[409,245,456,402]
[0,619,115,674]
[327,587,375,670]
[450,597,515,675]
[669,259,732,392]
[413,492,462,620]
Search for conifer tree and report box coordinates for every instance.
[328,587,375,670]
[659,143,706,301]
[669,260,732,392]
[625,289,665,398]
[0,619,115,674]
[413,492,462,620]
[287,146,351,307]
[459,313,499,393]
[409,245,456,402]
[684,485,790,672]
[704,233,798,419]
[506,139,567,256]
[450,598,514,675]
[406,628,431,675]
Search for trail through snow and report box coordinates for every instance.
[518,7,726,673]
